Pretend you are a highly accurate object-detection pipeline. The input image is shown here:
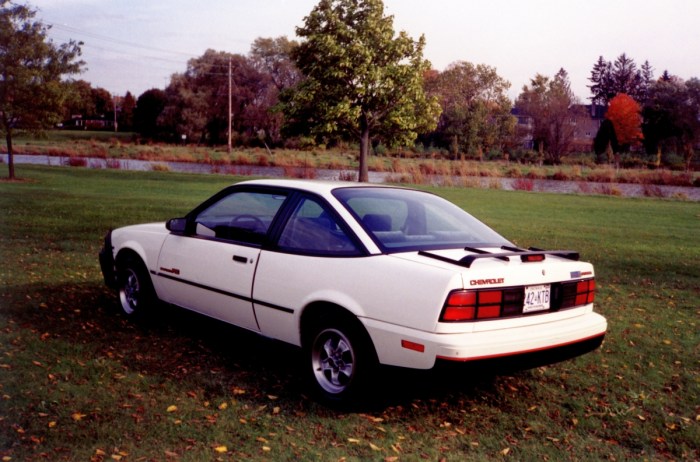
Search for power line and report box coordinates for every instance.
[46,22,198,59]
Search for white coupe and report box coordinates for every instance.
[100,179,607,403]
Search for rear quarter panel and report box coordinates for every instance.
[252,251,463,346]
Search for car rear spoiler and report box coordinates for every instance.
[418,245,580,268]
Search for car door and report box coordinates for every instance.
[253,194,366,344]
[155,188,289,331]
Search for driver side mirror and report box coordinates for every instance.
[166,218,187,234]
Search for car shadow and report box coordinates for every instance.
[4,281,530,412]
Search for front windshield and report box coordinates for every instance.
[333,187,512,252]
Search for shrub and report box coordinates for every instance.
[512,178,534,191]
[151,163,170,172]
[587,167,617,183]
[597,184,622,196]
[505,166,523,178]
[525,168,545,180]
[66,157,87,167]
[550,169,570,181]
[337,171,357,182]
[282,166,317,179]
[642,184,666,198]
[255,154,271,167]
[105,159,121,169]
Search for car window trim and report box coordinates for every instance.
[267,191,370,257]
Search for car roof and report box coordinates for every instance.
[235,178,399,196]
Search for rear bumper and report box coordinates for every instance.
[434,332,605,373]
[364,310,607,370]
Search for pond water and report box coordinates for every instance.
[3,153,698,201]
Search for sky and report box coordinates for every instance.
[30,0,700,102]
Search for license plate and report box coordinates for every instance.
[523,284,551,313]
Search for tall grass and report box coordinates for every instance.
[0,166,698,461]
[11,130,699,187]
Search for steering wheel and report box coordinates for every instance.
[231,214,265,232]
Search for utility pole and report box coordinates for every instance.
[113,94,118,133]
[227,57,232,154]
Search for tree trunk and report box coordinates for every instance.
[684,142,694,173]
[6,131,15,180]
[358,114,369,182]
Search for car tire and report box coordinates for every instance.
[117,254,156,317]
[305,313,377,405]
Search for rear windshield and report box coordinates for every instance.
[333,187,512,252]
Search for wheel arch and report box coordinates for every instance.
[115,247,157,296]
[299,302,375,358]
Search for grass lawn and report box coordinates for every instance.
[1,165,698,461]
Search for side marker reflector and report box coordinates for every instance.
[401,340,425,353]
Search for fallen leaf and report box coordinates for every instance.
[369,442,381,451]
[71,413,86,421]
[166,405,178,413]
[218,402,228,410]
[347,438,360,444]
[214,446,228,453]
[501,448,510,455]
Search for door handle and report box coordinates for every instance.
[232,255,248,264]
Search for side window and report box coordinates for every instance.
[278,197,360,256]
[194,191,287,244]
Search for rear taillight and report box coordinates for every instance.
[441,289,505,321]
[561,278,595,309]
[440,278,595,322]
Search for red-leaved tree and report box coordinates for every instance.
[606,93,643,150]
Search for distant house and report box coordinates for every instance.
[512,104,606,152]
[511,107,534,150]
[570,104,606,152]
[58,114,115,131]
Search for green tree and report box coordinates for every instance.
[643,77,700,170]
[0,0,83,178]
[516,69,580,164]
[249,36,301,91]
[118,91,136,131]
[160,50,267,145]
[588,54,653,106]
[249,37,301,146]
[426,61,514,159]
[134,88,166,138]
[282,0,440,181]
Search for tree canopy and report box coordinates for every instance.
[643,77,700,170]
[425,61,514,159]
[606,93,643,149]
[588,53,653,106]
[281,0,440,181]
[0,0,83,178]
[516,69,580,164]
